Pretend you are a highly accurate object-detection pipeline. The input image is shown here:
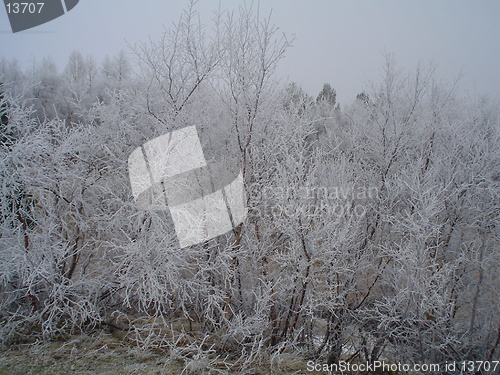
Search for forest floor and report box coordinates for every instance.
[0,331,320,375]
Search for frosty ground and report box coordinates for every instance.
[0,333,317,375]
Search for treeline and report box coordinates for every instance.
[0,2,499,371]
[0,49,130,123]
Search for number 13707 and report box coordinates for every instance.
[459,361,499,372]
[5,3,44,14]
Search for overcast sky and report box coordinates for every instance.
[1,0,499,105]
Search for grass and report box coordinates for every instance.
[0,331,322,375]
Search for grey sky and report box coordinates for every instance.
[1,0,499,105]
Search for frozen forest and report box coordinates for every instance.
[1,2,499,373]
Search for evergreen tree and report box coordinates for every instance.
[316,83,336,106]
[356,91,371,105]
[282,82,313,116]
[0,83,7,125]
[0,83,12,148]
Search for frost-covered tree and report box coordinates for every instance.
[0,5,498,372]
[26,57,62,120]
[316,83,336,107]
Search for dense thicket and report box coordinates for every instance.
[1,3,498,371]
